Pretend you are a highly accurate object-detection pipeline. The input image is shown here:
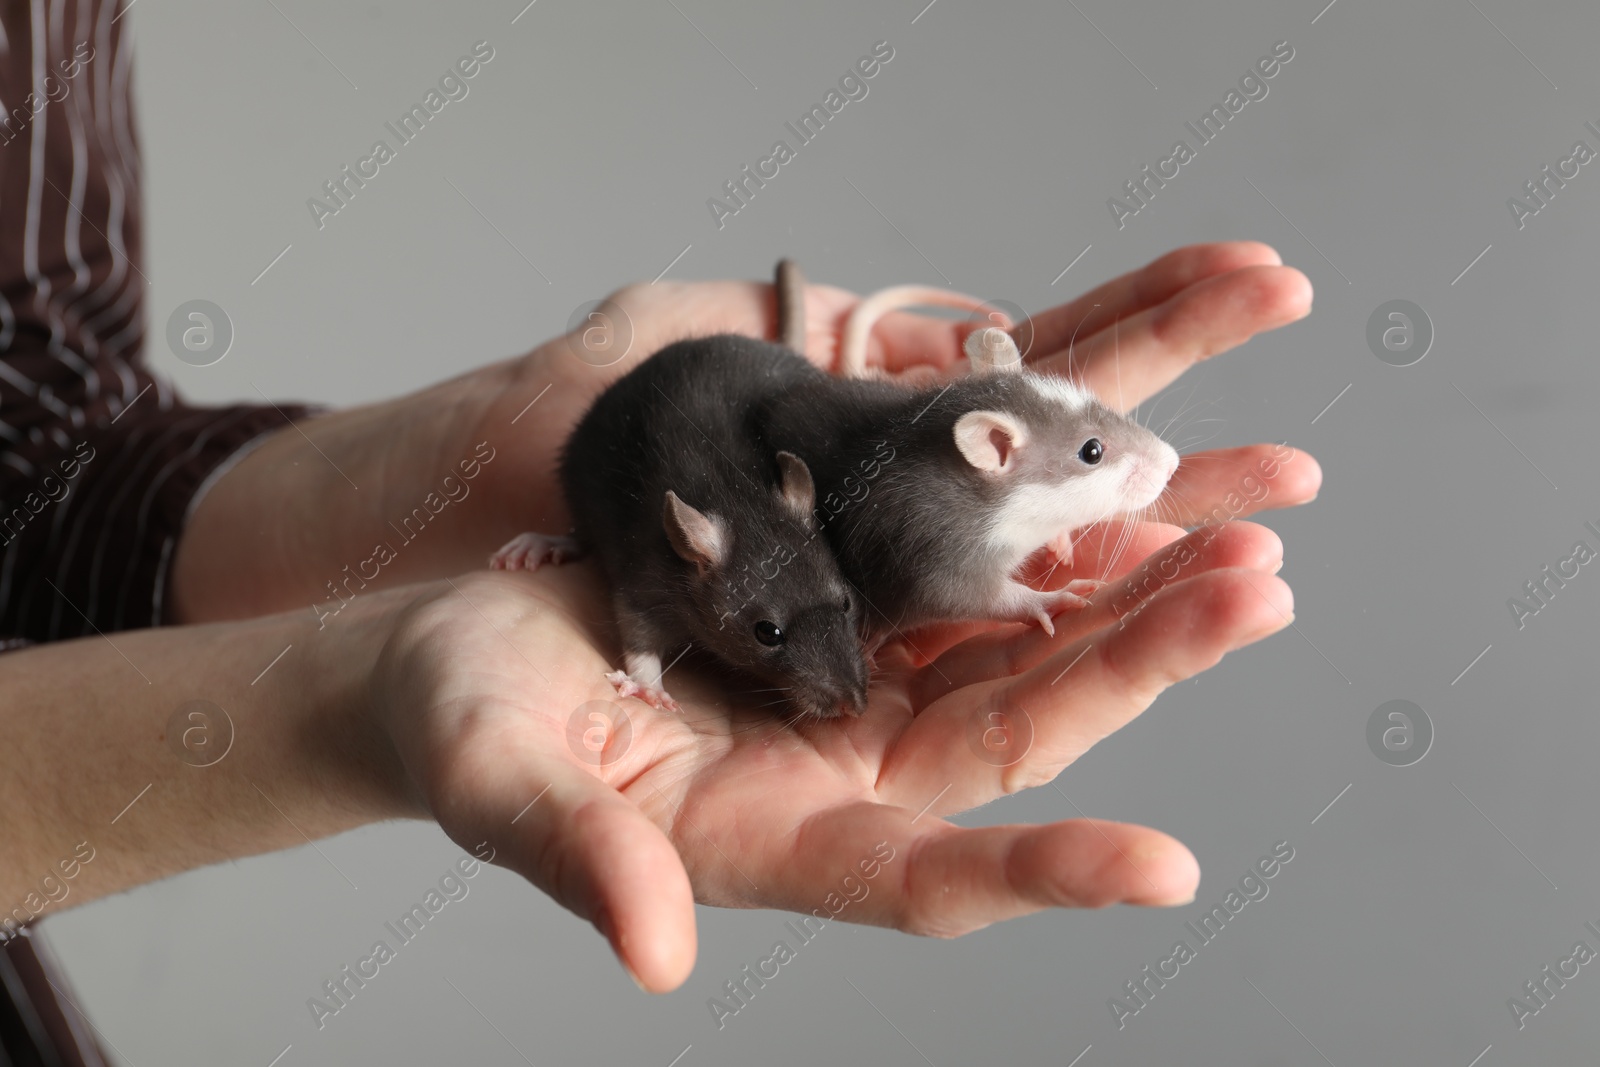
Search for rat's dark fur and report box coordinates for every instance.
[559,337,870,719]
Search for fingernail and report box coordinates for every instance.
[596,908,649,992]
[1160,892,1196,907]
[621,956,649,992]
[1253,612,1294,640]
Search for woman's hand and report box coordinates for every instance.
[143,241,1318,993]
[482,240,1321,528]
[171,242,1319,623]
[0,509,1288,994]
[371,517,1292,993]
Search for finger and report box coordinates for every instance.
[1017,242,1284,359]
[888,818,1200,928]
[885,567,1293,805]
[1000,568,1294,792]
[911,521,1285,702]
[441,744,697,992]
[1155,444,1322,525]
[1033,265,1313,409]
[750,803,1196,934]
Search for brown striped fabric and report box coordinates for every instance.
[1,927,110,1066]
[0,0,307,643]
[2,0,310,1059]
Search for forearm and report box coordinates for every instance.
[167,278,793,627]
[169,354,575,625]
[167,275,846,626]
[0,588,415,920]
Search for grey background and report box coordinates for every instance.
[38,0,1600,1063]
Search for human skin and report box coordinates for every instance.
[4,243,1317,992]
[169,241,1318,622]
[0,518,1291,995]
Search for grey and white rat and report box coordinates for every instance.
[492,326,871,719]
[761,267,1180,643]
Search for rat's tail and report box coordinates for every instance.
[775,259,808,355]
[838,284,1006,379]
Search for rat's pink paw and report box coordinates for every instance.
[605,670,681,712]
[1047,531,1077,567]
[1027,585,1098,635]
[490,532,582,571]
[1029,606,1058,637]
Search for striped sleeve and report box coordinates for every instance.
[0,925,111,1066]
[3,1,315,1059]
[0,0,312,644]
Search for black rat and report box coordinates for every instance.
[491,327,870,719]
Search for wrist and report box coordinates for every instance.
[169,365,516,624]
[176,589,424,847]
[0,589,423,912]
[288,584,427,824]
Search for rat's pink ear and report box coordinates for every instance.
[663,491,727,570]
[774,451,815,517]
[953,410,1028,472]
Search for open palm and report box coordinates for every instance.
[360,241,1321,991]
[374,507,1293,992]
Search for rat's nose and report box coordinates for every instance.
[836,686,868,718]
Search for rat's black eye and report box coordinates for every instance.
[1078,438,1104,465]
[754,620,786,647]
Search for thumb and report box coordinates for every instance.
[442,747,697,992]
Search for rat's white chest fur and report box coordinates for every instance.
[983,476,1124,563]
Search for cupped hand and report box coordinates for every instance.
[371,517,1292,993]
[468,242,1320,665]
[480,239,1322,545]
[174,241,1318,622]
